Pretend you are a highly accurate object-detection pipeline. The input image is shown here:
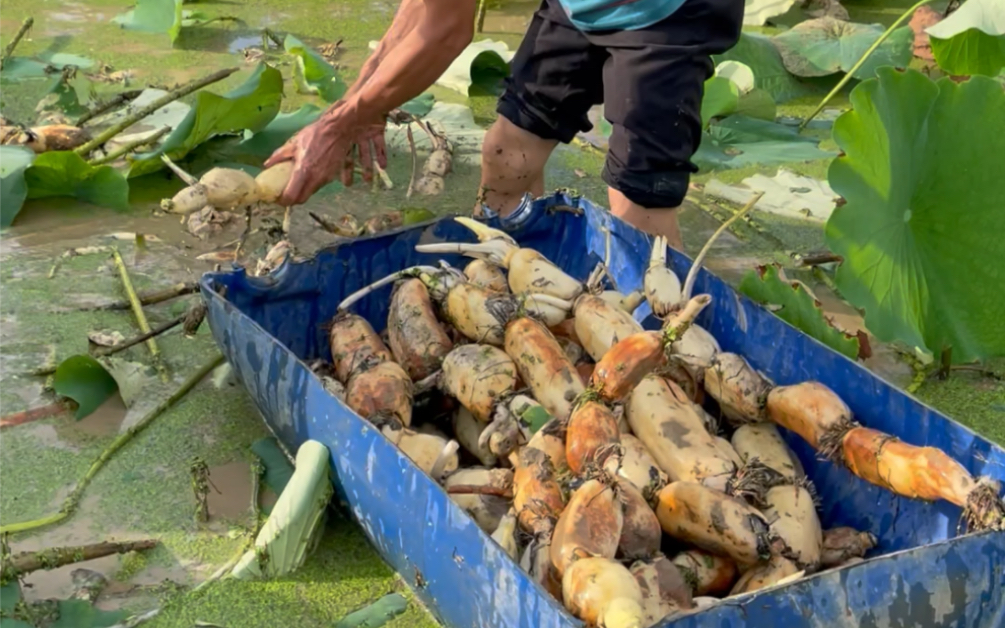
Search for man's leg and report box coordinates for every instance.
[608,188,684,250]
[475,0,605,218]
[592,0,744,251]
[478,116,557,217]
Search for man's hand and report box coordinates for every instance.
[263,105,386,207]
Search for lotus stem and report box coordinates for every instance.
[799,0,937,131]
[682,192,764,301]
[0,354,225,534]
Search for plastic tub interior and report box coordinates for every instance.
[200,193,1004,628]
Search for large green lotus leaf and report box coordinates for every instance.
[97,356,157,408]
[736,87,777,121]
[91,88,191,155]
[127,63,284,178]
[385,103,487,166]
[35,73,94,120]
[0,52,94,80]
[0,146,34,228]
[284,35,347,103]
[694,115,834,170]
[772,17,914,79]
[112,0,185,43]
[711,60,778,122]
[826,68,1005,363]
[926,0,1005,77]
[24,151,130,211]
[740,263,865,360]
[252,436,296,498]
[399,92,436,118]
[231,440,332,579]
[714,33,814,103]
[701,76,740,127]
[236,104,322,159]
[1,581,22,613]
[435,39,512,96]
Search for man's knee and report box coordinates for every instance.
[480,116,556,185]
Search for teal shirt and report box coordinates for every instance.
[557,0,688,31]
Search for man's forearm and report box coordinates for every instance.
[345,0,476,122]
[344,0,428,99]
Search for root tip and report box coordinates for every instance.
[962,478,1005,533]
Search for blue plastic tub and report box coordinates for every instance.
[200,193,1004,628]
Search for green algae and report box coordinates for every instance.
[114,549,149,582]
[0,420,104,526]
[915,360,1005,446]
[147,514,439,628]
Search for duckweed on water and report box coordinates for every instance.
[916,361,1005,445]
[147,514,439,628]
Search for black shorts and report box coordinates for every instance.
[497,0,744,208]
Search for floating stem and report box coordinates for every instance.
[75,89,143,127]
[73,67,239,155]
[79,281,199,311]
[1,539,157,582]
[0,402,67,430]
[0,354,225,534]
[112,248,168,382]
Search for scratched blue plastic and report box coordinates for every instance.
[201,193,1004,628]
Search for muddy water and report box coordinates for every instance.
[207,461,256,521]
[12,495,172,605]
[69,394,129,437]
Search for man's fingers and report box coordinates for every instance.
[341,151,356,187]
[264,143,295,169]
[358,141,374,184]
[372,134,388,169]
[276,174,305,207]
[277,169,316,207]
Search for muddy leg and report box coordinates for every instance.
[476,116,558,218]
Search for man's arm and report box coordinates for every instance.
[341,0,477,124]
[344,0,428,99]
